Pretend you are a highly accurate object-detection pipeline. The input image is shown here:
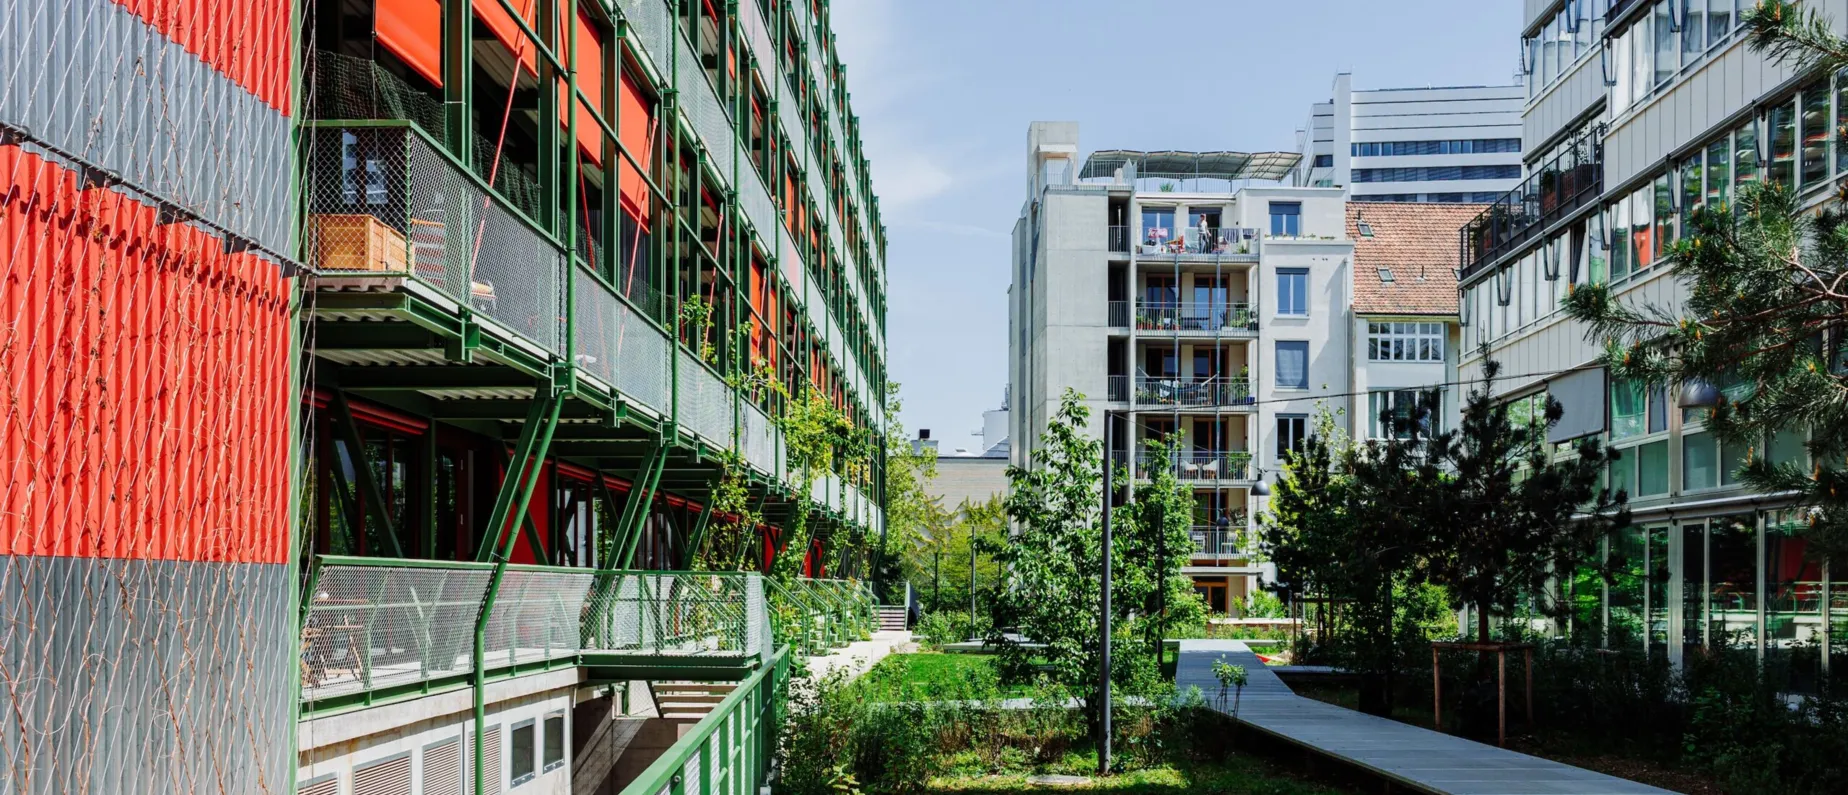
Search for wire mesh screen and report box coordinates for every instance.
[310,50,445,136]
[736,153,777,244]
[739,404,776,477]
[676,352,732,446]
[302,563,494,701]
[483,568,595,668]
[676,34,734,182]
[572,266,671,414]
[303,125,565,354]
[616,0,674,70]
[581,572,756,658]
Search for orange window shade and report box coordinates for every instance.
[556,11,603,164]
[376,0,443,87]
[473,0,538,75]
[618,70,655,222]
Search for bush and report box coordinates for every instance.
[914,609,987,649]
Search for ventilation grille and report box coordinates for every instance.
[299,776,339,795]
[425,738,464,795]
[354,754,411,795]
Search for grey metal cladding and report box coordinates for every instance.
[0,555,293,795]
[0,0,292,256]
[1547,365,1608,444]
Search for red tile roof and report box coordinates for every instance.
[1345,203,1485,316]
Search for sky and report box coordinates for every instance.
[832,0,1523,450]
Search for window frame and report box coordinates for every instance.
[1277,414,1308,461]
[543,712,567,773]
[511,718,538,787]
[1366,321,1445,362]
[1268,202,1302,237]
[1274,340,1309,390]
[1276,268,1308,316]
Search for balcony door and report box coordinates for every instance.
[1193,274,1229,329]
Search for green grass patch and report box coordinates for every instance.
[857,652,1032,701]
[927,750,1348,794]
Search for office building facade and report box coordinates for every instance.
[1456,0,1843,682]
[1295,73,1526,204]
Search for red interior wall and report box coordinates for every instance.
[0,145,293,564]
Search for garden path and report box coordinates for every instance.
[1175,640,1674,795]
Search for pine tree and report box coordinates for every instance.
[1565,1,1848,561]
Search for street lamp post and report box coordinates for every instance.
[1099,416,1114,776]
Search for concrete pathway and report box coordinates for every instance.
[1176,640,1676,795]
[804,630,912,680]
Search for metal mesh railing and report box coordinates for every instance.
[739,403,777,477]
[573,266,672,414]
[765,577,875,655]
[675,350,733,446]
[301,562,494,701]
[622,647,789,795]
[615,0,675,71]
[303,124,565,354]
[676,35,735,182]
[301,559,772,704]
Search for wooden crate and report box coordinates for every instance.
[311,214,408,272]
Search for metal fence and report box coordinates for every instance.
[303,123,565,355]
[300,558,772,704]
[1133,301,1255,332]
[574,266,672,416]
[622,647,790,795]
[1131,376,1254,408]
[765,577,876,656]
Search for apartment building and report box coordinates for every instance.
[1,0,888,792]
[1009,122,1354,613]
[1456,0,1843,682]
[1294,73,1526,204]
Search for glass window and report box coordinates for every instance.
[1683,0,1705,60]
[1646,524,1671,655]
[1709,0,1732,48]
[1705,136,1731,207]
[1683,430,1718,491]
[1632,12,1652,103]
[1735,118,1760,185]
[1367,321,1445,362]
[1269,202,1302,236]
[1683,521,1708,654]
[1765,516,1825,692]
[1802,86,1830,188]
[1142,207,1175,245]
[1654,174,1675,256]
[1275,341,1309,389]
[1769,427,1807,468]
[1709,517,1759,650]
[512,720,536,785]
[1610,446,1637,497]
[544,714,566,771]
[1609,198,1631,280]
[1611,379,1646,440]
[1586,210,1608,285]
[1770,98,1798,187]
[1369,389,1424,440]
[1681,155,1703,220]
[1277,414,1307,460]
[1277,268,1308,316]
[1631,184,1654,273]
[1722,435,1747,486]
[1646,383,1667,433]
[1653,2,1676,85]
[1838,69,1848,176]
[1637,440,1669,495]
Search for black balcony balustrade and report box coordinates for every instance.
[1133,301,1255,333]
[1459,123,1605,280]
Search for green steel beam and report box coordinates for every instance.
[340,367,536,391]
[683,495,717,569]
[312,323,444,350]
[614,442,670,569]
[330,391,405,558]
[474,391,557,562]
[324,436,364,553]
[473,387,563,795]
[430,399,609,422]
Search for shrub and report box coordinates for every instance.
[914,609,987,650]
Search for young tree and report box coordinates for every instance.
[874,382,941,599]
[1417,359,1628,646]
[987,390,1189,740]
[1113,435,1210,662]
[1561,2,1848,563]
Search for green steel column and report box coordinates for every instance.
[610,440,667,567]
[473,387,562,795]
[619,443,671,569]
[474,393,556,562]
[684,494,717,568]
[421,425,438,558]
[442,0,472,158]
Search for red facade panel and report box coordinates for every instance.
[0,146,293,565]
[109,0,293,113]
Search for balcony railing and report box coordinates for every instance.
[1190,528,1252,557]
[1133,227,1257,256]
[1133,302,1255,333]
[1131,376,1254,408]
[299,558,772,707]
[1108,374,1131,402]
[304,122,566,355]
[1460,123,1604,279]
[1137,450,1254,481]
[1107,225,1130,253]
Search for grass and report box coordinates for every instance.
[926,750,1351,794]
[856,652,1033,701]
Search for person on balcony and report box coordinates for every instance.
[1196,216,1212,254]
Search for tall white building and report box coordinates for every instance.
[1455,0,1842,681]
[1009,121,1351,612]
[1295,73,1526,204]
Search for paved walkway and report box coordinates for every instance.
[1176,640,1675,795]
[805,630,912,680]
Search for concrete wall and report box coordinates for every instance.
[299,672,581,795]
[929,458,1010,510]
[1296,74,1524,200]
[1350,314,1453,440]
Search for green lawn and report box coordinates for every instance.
[857,652,1031,701]
[926,752,1349,794]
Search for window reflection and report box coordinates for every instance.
[1764,517,1824,693]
